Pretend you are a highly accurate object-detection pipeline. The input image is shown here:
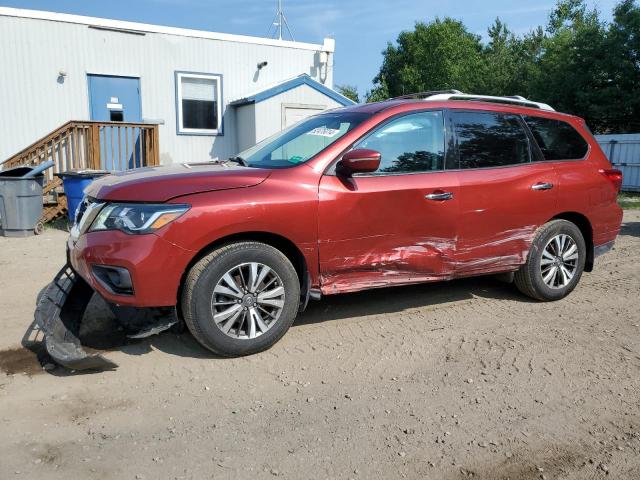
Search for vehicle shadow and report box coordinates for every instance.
[17,274,531,376]
[107,276,529,361]
[620,220,640,238]
[295,275,531,326]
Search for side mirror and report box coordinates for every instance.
[336,149,381,176]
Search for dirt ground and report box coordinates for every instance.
[0,212,639,480]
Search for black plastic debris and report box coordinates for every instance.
[33,265,118,371]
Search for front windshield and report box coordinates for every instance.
[237,112,370,168]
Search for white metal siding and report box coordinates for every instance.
[0,13,334,164]
[234,105,257,153]
[596,133,640,192]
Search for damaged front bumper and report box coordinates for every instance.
[33,265,117,371]
[32,264,179,371]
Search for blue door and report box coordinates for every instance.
[87,75,143,170]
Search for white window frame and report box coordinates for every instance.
[175,72,223,136]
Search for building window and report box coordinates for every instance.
[176,72,222,135]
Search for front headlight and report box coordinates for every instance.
[89,203,190,234]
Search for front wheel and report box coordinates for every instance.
[181,242,300,357]
[514,219,586,301]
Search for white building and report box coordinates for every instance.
[0,7,354,166]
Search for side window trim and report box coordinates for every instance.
[514,114,535,163]
[325,108,448,177]
[444,108,459,170]
[448,109,533,171]
[518,114,546,162]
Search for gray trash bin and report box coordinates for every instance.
[0,175,44,237]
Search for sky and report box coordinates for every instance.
[0,0,620,97]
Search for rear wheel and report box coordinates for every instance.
[514,220,586,301]
[181,242,300,357]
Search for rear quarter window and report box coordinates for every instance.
[523,116,589,161]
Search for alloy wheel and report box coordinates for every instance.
[540,234,579,289]
[210,262,285,339]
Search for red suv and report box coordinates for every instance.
[48,92,623,364]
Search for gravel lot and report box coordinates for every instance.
[0,211,639,480]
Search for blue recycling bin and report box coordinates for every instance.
[56,171,109,222]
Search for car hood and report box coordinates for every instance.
[85,164,271,202]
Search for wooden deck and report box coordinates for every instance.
[1,121,160,223]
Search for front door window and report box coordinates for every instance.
[355,111,445,174]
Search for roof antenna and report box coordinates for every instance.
[267,0,295,41]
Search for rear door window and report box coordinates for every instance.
[355,111,445,174]
[452,111,531,169]
[522,116,588,160]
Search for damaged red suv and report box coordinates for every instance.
[37,92,623,369]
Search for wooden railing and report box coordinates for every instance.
[1,121,160,222]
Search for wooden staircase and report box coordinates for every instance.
[1,121,160,223]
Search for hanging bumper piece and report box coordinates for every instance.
[33,265,118,371]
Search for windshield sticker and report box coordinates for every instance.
[288,155,304,164]
[308,127,340,137]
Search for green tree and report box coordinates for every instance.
[601,0,640,132]
[515,26,545,98]
[367,0,640,133]
[335,84,360,103]
[482,18,532,96]
[366,18,485,101]
[530,0,610,131]
[506,0,640,133]
[365,82,389,103]
[548,0,589,32]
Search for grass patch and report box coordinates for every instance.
[619,192,640,209]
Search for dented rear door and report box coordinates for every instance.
[450,110,559,275]
[317,110,460,294]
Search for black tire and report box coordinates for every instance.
[181,241,300,357]
[514,219,586,301]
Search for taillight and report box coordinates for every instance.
[599,168,623,193]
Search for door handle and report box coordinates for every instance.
[425,191,454,201]
[531,182,554,191]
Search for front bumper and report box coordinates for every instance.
[68,230,195,307]
[31,217,196,370]
[33,265,117,370]
[32,264,182,370]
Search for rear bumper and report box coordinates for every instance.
[68,230,195,307]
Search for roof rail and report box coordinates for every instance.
[387,89,463,101]
[432,93,554,111]
[387,90,554,111]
